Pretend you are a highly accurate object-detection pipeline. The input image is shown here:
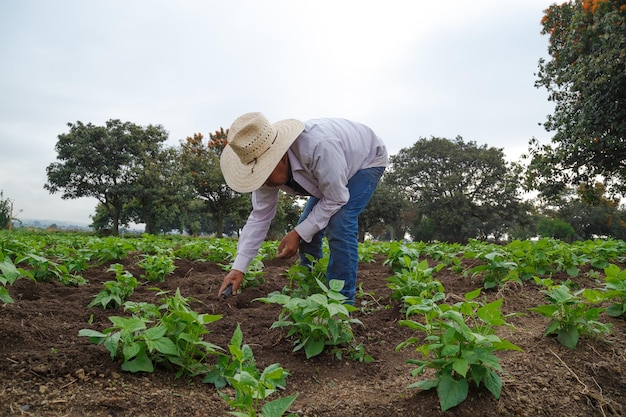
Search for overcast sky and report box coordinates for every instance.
[0,0,557,226]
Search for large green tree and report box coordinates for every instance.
[45,120,169,235]
[179,129,250,237]
[541,182,626,240]
[128,147,189,234]
[527,0,626,198]
[388,136,528,243]
[359,179,413,241]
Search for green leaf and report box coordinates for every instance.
[261,394,299,417]
[441,344,460,357]
[230,323,243,349]
[123,341,142,361]
[304,339,325,358]
[0,287,14,304]
[149,337,179,356]
[260,363,286,383]
[452,358,469,378]
[437,372,468,412]
[144,326,167,340]
[121,350,153,373]
[407,377,439,391]
[606,304,626,317]
[103,331,121,359]
[328,279,344,292]
[464,288,482,301]
[529,304,559,317]
[483,369,503,399]
[557,326,579,349]
[0,258,22,284]
[492,338,523,352]
[78,328,107,341]
[477,298,505,326]
[109,316,147,333]
[235,370,259,387]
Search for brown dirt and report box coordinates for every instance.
[1,254,625,417]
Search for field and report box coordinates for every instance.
[1,232,625,417]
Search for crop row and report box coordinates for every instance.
[1,231,626,414]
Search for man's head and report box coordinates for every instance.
[220,112,304,193]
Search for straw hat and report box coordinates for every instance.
[220,112,304,193]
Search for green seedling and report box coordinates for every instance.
[137,252,177,282]
[601,264,626,318]
[206,324,297,417]
[0,252,34,304]
[88,263,138,309]
[255,279,364,360]
[530,277,612,349]
[466,250,519,289]
[80,288,223,376]
[397,288,522,412]
[386,258,445,307]
[16,252,86,285]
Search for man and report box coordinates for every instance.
[218,112,388,304]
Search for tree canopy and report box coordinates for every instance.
[527,0,626,199]
[387,136,528,242]
[179,129,251,237]
[45,120,169,235]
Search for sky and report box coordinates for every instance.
[0,0,558,226]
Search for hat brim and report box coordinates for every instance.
[220,119,304,193]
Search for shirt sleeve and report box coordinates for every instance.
[232,187,279,273]
[294,139,349,242]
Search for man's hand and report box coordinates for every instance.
[277,230,300,258]
[218,269,244,298]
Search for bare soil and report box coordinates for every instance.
[1,254,625,417]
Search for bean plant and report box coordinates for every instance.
[386,258,444,305]
[598,264,626,319]
[206,324,297,417]
[255,279,365,360]
[79,288,223,376]
[88,263,138,309]
[137,252,177,282]
[530,277,612,349]
[0,252,33,304]
[283,255,328,299]
[16,252,86,285]
[465,249,519,289]
[397,288,522,412]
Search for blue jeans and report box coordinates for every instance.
[298,166,385,304]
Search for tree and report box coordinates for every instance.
[358,179,412,241]
[545,182,626,240]
[45,120,169,235]
[179,129,250,237]
[387,136,527,243]
[537,216,576,242]
[527,0,626,199]
[0,191,11,230]
[127,147,189,234]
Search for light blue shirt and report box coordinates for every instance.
[232,118,389,273]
